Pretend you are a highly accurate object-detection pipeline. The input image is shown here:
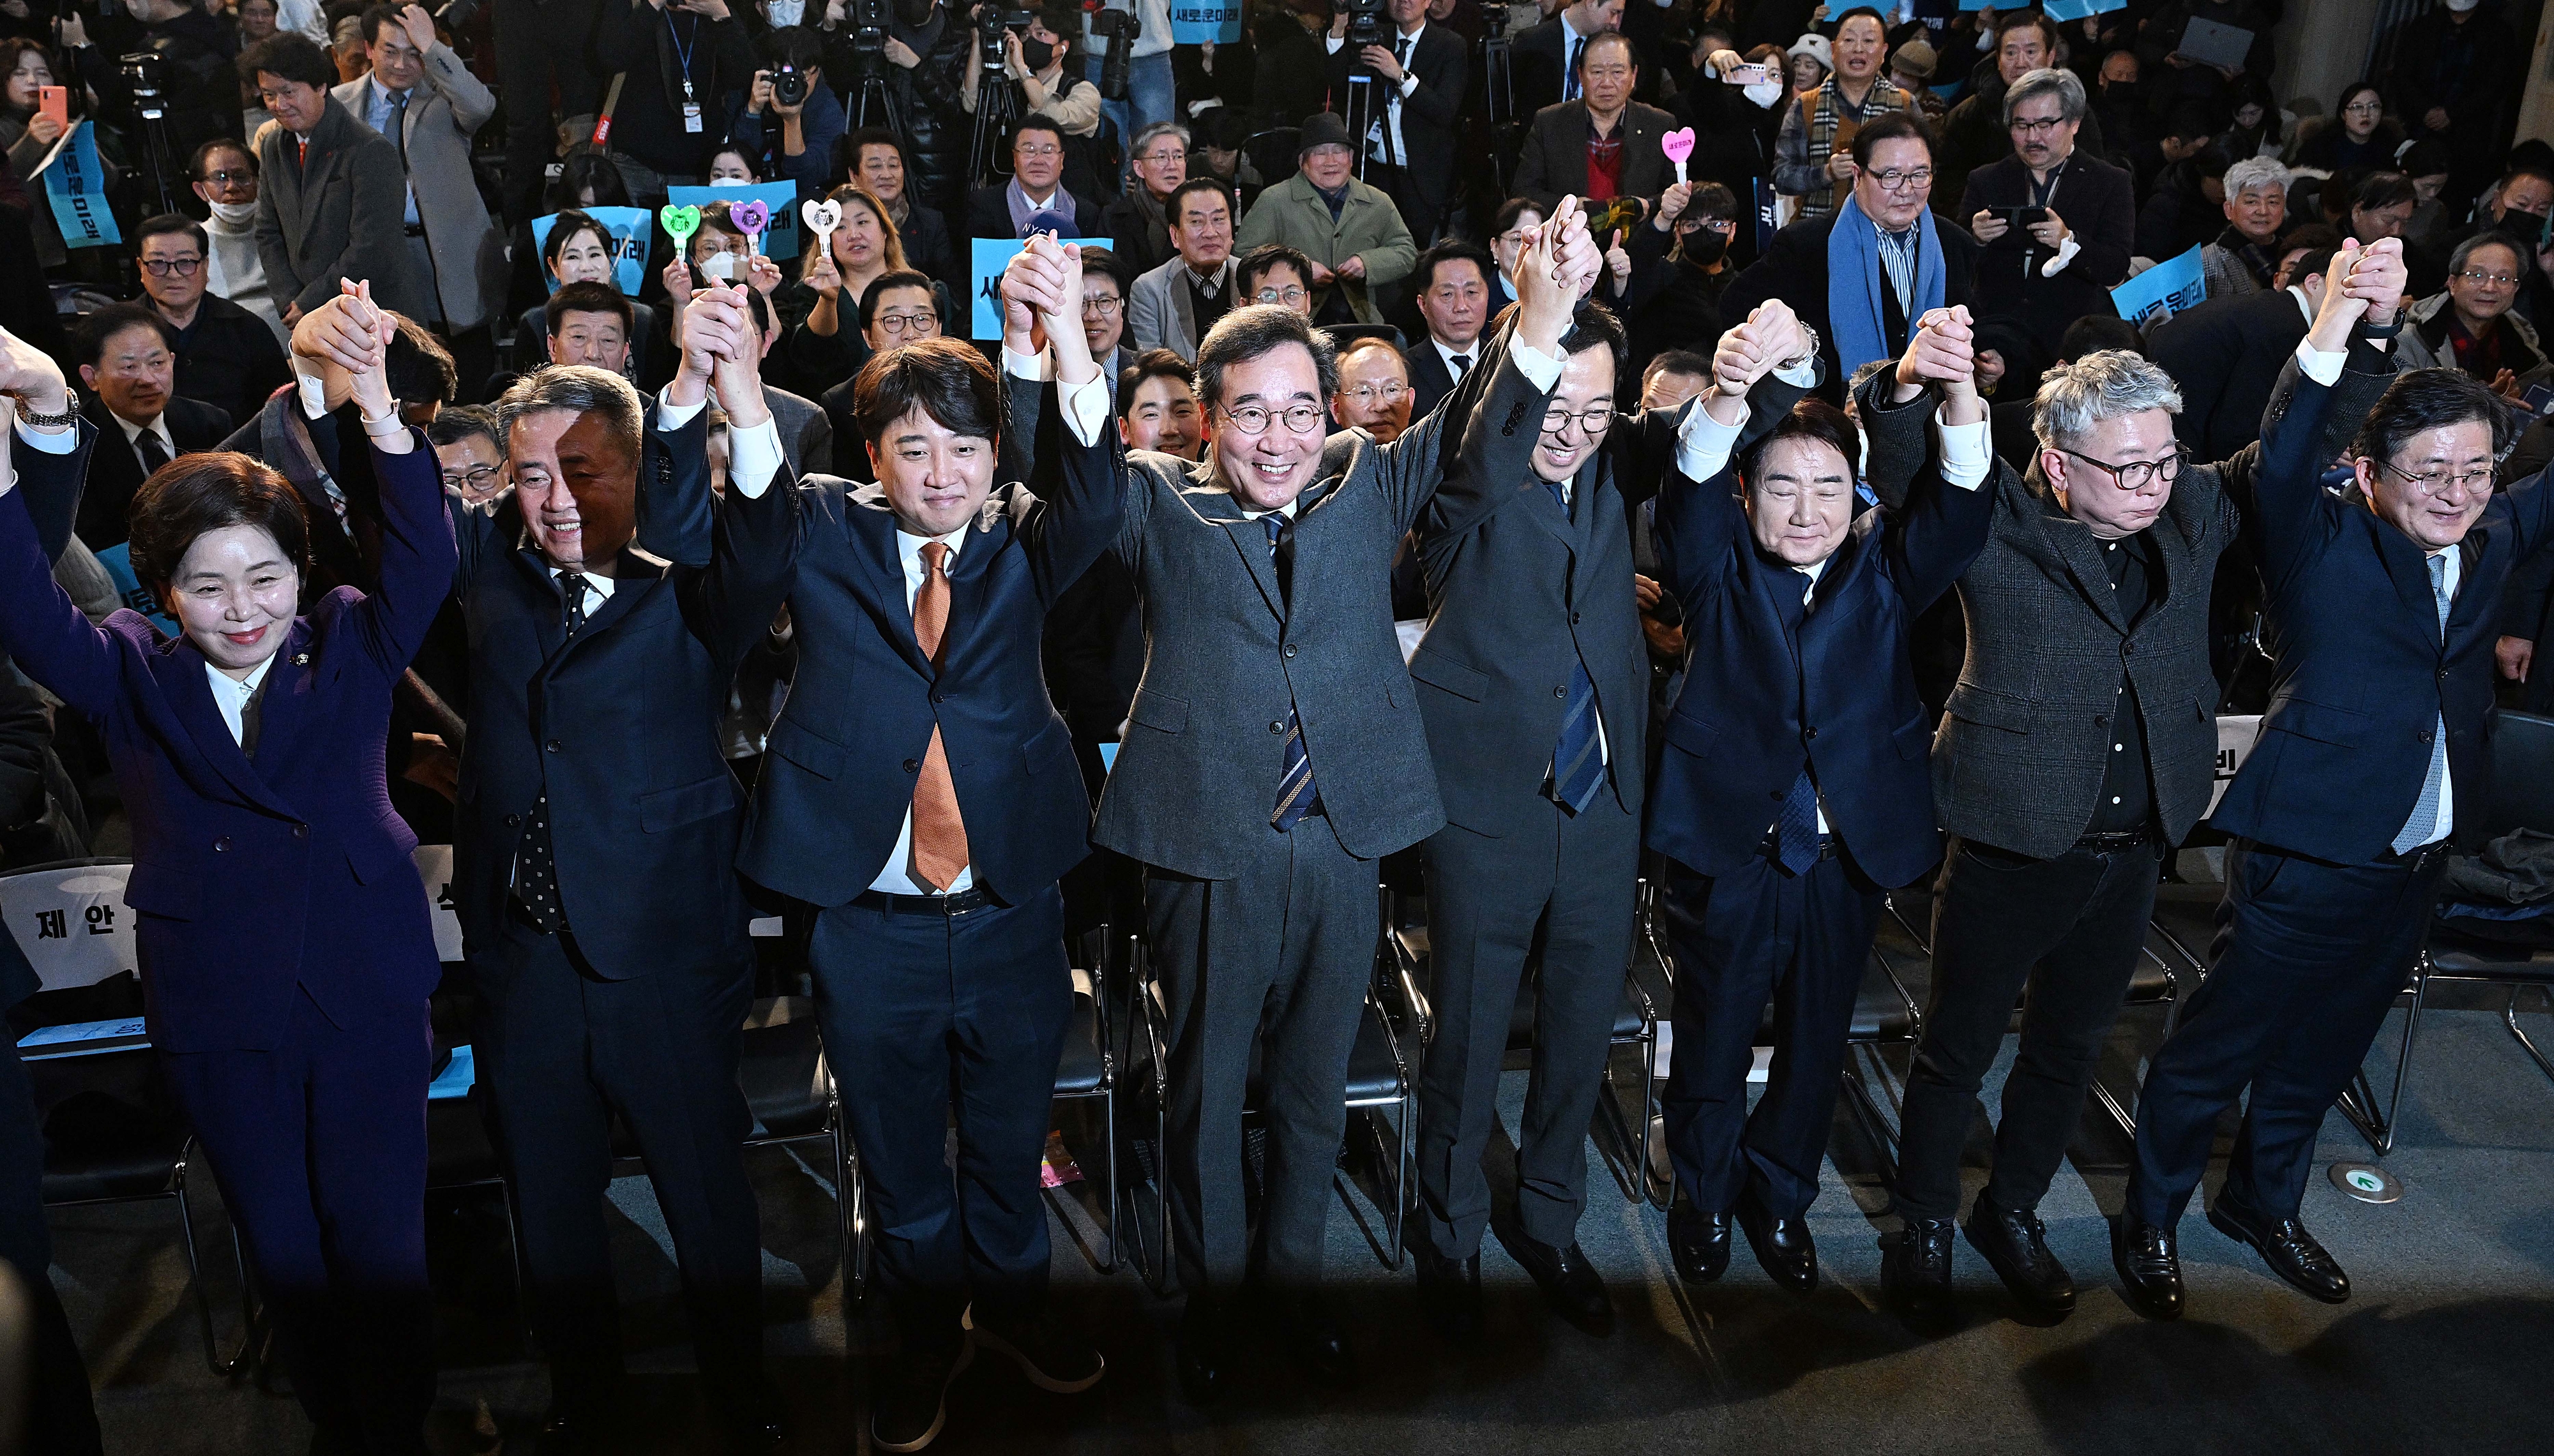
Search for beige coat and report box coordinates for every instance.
[331,41,504,331]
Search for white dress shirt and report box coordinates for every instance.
[208,653,277,748]
[1324,23,1428,165]
[870,523,976,896]
[1432,335,1481,389]
[116,412,179,474]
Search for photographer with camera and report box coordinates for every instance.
[818,0,974,219]
[1084,0,1172,163]
[732,24,845,201]
[963,3,1096,136]
[593,0,760,202]
[1324,0,1468,246]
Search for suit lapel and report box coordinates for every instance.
[845,489,937,676]
[2025,476,2130,633]
[247,621,316,776]
[157,641,297,817]
[937,499,1011,675]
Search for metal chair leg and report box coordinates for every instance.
[2502,984,2554,1090]
[2336,956,2429,1157]
[1098,1090,1121,1275]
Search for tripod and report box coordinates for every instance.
[1341,67,1384,183]
[845,50,904,135]
[969,71,1024,190]
[1477,24,1514,200]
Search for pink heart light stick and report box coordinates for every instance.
[1661,128,1695,187]
[732,199,771,255]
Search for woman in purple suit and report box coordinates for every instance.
[0,280,455,1455]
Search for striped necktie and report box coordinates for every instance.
[1266,514,1322,830]
[1545,477,1606,814]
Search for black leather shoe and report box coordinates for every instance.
[1504,1233,1614,1336]
[1668,1201,1733,1285]
[2111,1213,2184,1321]
[2208,1198,2350,1304]
[1737,1197,1818,1294]
[1414,1245,1484,1344]
[1175,1296,1228,1406]
[965,1303,1105,1393]
[1964,1194,2076,1318]
[1880,1218,1956,1327]
[871,1344,971,1453]
[1274,1291,1359,1386]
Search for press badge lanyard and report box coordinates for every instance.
[668,11,704,133]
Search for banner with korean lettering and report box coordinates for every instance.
[667,181,803,262]
[38,121,119,250]
[1171,0,1243,45]
[971,236,1112,340]
[2111,244,2207,329]
[2043,0,2128,20]
[531,207,653,296]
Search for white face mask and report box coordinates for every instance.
[766,0,805,22]
[700,250,738,280]
[207,199,257,227]
[1744,76,1783,108]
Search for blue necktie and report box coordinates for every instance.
[1774,567,1820,873]
[1267,514,1322,830]
[1545,478,1606,814]
[2394,552,2452,855]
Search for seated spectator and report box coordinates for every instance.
[2147,242,2338,460]
[1188,105,1267,216]
[2286,81,2401,175]
[729,24,845,202]
[1235,243,1317,317]
[1514,31,1677,213]
[2400,139,2458,253]
[1117,348,1203,459]
[2439,163,2554,331]
[782,184,922,398]
[2218,74,2286,163]
[1720,110,1981,402]
[966,114,1101,240]
[428,404,510,511]
[1620,180,1741,370]
[1405,241,1494,419]
[707,146,762,183]
[813,269,944,474]
[73,305,237,550]
[1330,336,1413,443]
[843,128,960,293]
[516,210,660,379]
[1234,112,1417,326]
[1107,121,1191,278]
[1772,8,1909,225]
[192,139,289,345]
[135,214,293,432]
[2202,157,2290,299]
[1129,178,1239,362]
[2134,143,2230,263]
[1077,246,1140,398]
[1960,68,2135,368]
[2346,171,2420,244]
[1486,197,1541,312]
[243,32,422,327]
[543,281,633,374]
[1,38,119,277]
[1637,350,1712,411]
[2089,49,2153,175]
[2397,232,2548,391]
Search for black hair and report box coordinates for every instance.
[2350,369,2517,474]
[2058,314,2143,362]
[1195,304,1337,413]
[856,269,939,333]
[2353,171,2419,215]
[1412,241,1493,297]
[129,453,312,596]
[545,280,633,339]
[1168,176,1234,227]
[1577,30,1636,73]
[359,3,411,45]
[388,313,458,406]
[547,153,631,212]
[1992,10,2060,54]
[755,22,823,70]
[1739,399,1863,488]
[1012,114,1069,152]
[1557,300,1629,380]
[1117,348,1195,421]
[1491,197,1543,237]
[1831,6,1887,35]
[1851,109,1935,169]
[1686,181,1739,222]
[1236,243,1316,297]
[76,303,176,370]
[238,33,335,91]
[428,403,502,454]
[1642,349,1712,389]
[540,209,614,277]
[190,137,255,179]
[1078,244,1134,301]
[135,213,209,257]
[853,336,1001,446]
[843,125,909,177]
[2399,139,2453,181]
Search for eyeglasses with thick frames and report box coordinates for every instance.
[197,169,255,186]
[2057,445,2184,492]
[441,464,502,492]
[1218,402,1326,436]
[2375,458,2496,499]
[1869,167,1933,191]
[1541,405,1617,436]
[2008,116,2069,137]
[141,257,204,276]
[871,310,937,336]
[1080,295,1122,316]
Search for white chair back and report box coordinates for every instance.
[0,861,137,993]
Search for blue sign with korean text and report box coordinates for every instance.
[2112,245,2208,328]
[1171,1,1243,45]
[40,121,119,250]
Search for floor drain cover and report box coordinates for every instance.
[2330,1162,2403,1204]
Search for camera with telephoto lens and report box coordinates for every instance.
[1477,1,1506,38]
[117,51,167,123]
[979,4,1035,51]
[851,0,889,56]
[773,62,808,107]
[1091,9,1138,101]
[1343,0,1387,49]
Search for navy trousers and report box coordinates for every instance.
[0,1033,103,1455]
[1659,847,1882,1219]
[2126,839,2447,1226]
[160,987,435,1455]
[810,886,1071,1360]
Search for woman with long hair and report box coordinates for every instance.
[0,37,117,274]
[2289,80,2402,175]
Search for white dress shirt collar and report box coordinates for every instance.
[116,411,176,462]
[206,652,278,747]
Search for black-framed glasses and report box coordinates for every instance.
[1870,167,1933,191]
[141,257,203,276]
[1081,295,1122,315]
[2057,444,2184,492]
[1218,402,1325,436]
[1540,404,1617,436]
[2008,116,2069,137]
[441,464,502,492]
[2375,457,2496,499]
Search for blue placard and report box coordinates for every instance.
[429,1044,476,1100]
[530,206,653,297]
[39,121,119,250]
[91,541,181,638]
[2043,0,2126,19]
[1170,1,1242,45]
[2112,244,2208,328]
[667,181,803,262]
[970,236,1114,340]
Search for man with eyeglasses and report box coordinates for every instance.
[1129,177,1239,361]
[1082,197,1596,1400]
[133,214,292,432]
[70,304,237,552]
[1960,67,2135,371]
[1103,121,1191,276]
[1935,11,2110,217]
[1073,246,1140,398]
[2397,234,2546,392]
[964,113,1100,241]
[190,140,288,345]
[1327,337,1412,444]
[1234,244,1319,319]
[815,271,942,482]
[336,4,502,349]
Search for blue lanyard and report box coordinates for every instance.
[667,12,700,98]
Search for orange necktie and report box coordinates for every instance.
[911,541,970,890]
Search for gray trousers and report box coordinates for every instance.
[1146,817,1375,1297]
[1414,796,1640,1256]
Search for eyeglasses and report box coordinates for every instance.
[872,311,937,336]
[2457,269,2522,289]
[1493,229,1529,249]
[2057,445,2184,492]
[197,169,254,186]
[2376,458,2497,498]
[1253,285,1308,306]
[2343,101,2385,116]
[141,257,204,276]
[1081,295,1122,315]
[1137,147,1186,164]
[1015,144,1062,160]
[1218,402,1326,436]
[1541,405,1617,435]
[441,464,502,492]
[1341,382,1407,405]
[2008,116,2069,137]
[1869,167,1933,191]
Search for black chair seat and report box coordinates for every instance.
[2426,929,2554,982]
[1244,1003,1408,1106]
[1053,994,1106,1097]
[739,1018,830,1141]
[34,1052,188,1206]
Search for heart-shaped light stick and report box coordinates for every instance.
[660,204,702,253]
[732,199,771,255]
[802,197,843,257]
[1661,128,1695,187]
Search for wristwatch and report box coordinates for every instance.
[1778,325,1822,373]
[2357,317,2403,340]
[15,387,78,431]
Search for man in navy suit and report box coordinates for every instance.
[1650,298,1995,1294]
[964,116,1101,243]
[733,237,1122,1453]
[2116,239,2530,1319]
[445,284,797,1453]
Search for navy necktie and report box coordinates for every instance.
[1266,514,1322,830]
[1546,477,1606,814]
[1774,567,1819,873]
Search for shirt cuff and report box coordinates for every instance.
[2040,234,2082,277]
[1675,398,1748,483]
[1510,340,1566,393]
[291,356,329,420]
[725,416,787,499]
[13,415,75,454]
[1058,369,1111,448]
[1004,345,1054,382]
[656,393,709,431]
[1400,73,1419,98]
[2295,338,2348,387]
[1324,35,1342,54]
[1936,412,1993,492]
[1775,355,1818,389]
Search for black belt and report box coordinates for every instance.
[853,887,994,916]
[2378,840,2449,869]
[2074,828,2150,851]
[1758,832,1838,864]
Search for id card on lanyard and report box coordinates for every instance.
[670,11,704,133]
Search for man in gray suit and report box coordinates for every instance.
[335,4,504,338]
[243,33,422,328]
[1128,179,1241,363]
[1090,199,1599,1400]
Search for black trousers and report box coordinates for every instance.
[1894,836,2163,1222]
[1147,818,1374,1298]
[1414,795,1639,1257]
[810,886,1071,1360]
[1658,846,1882,1219]
[472,918,764,1413]
[2127,839,2447,1226]
[0,1035,103,1456]
[494,0,605,227]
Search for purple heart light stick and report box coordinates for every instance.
[732,199,771,255]
[1661,128,1695,187]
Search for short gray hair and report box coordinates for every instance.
[2032,350,2182,453]
[2003,66,2085,127]
[1130,120,1191,160]
[2224,156,2290,199]
[497,364,645,462]
[1195,304,1338,414]
[2449,229,2527,278]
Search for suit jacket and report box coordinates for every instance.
[1233,171,1419,325]
[1324,22,1469,220]
[331,41,504,331]
[73,395,234,550]
[253,98,423,323]
[1717,211,1983,404]
[1129,255,1238,361]
[766,385,833,477]
[2210,341,2554,862]
[2147,287,2313,462]
[0,419,454,1053]
[1512,100,1679,212]
[449,405,796,980]
[738,381,1122,908]
[1091,343,1550,876]
[1103,191,1176,278]
[1958,152,2138,368]
[965,182,1102,243]
[1405,334,1474,423]
[1648,393,1995,888]
[1508,17,1571,119]
[169,296,292,437]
